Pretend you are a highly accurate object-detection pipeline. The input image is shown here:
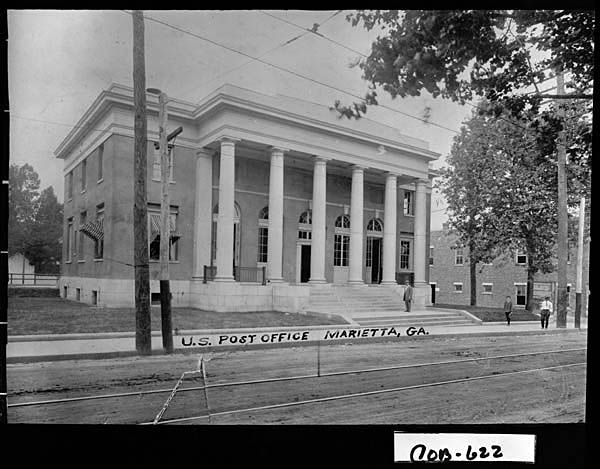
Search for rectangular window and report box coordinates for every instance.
[211,220,217,265]
[515,252,527,265]
[148,207,179,261]
[429,246,434,265]
[334,234,350,266]
[97,144,104,181]
[482,283,493,294]
[455,247,464,265]
[366,238,373,267]
[78,211,87,259]
[453,282,463,293]
[81,159,87,192]
[76,288,81,301]
[399,240,411,269]
[257,227,268,263]
[153,145,175,182]
[515,284,527,306]
[403,191,414,216]
[67,172,73,200]
[94,204,104,259]
[567,284,571,306]
[66,218,74,262]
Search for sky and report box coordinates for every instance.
[8,9,477,230]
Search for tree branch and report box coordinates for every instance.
[538,94,593,100]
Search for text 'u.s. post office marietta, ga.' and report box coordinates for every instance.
[56,84,439,312]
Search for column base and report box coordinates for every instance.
[213,276,235,283]
[347,280,365,286]
[308,278,327,284]
[268,278,286,284]
[379,280,398,286]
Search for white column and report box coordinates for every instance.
[214,137,239,282]
[267,147,287,283]
[192,149,213,278]
[381,173,398,285]
[413,178,428,287]
[348,165,365,285]
[309,157,328,284]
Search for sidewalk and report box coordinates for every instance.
[7,312,587,363]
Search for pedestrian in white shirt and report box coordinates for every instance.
[540,296,553,329]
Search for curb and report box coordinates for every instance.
[6,326,586,364]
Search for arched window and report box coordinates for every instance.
[366,218,383,234]
[333,215,350,266]
[257,206,269,263]
[335,214,350,229]
[298,209,312,240]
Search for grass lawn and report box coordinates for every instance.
[7,297,348,336]
[432,303,540,322]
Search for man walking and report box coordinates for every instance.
[403,280,413,312]
[540,296,553,329]
[503,295,513,326]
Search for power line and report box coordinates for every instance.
[124,10,461,135]
[259,10,366,58]
[179,10,341,99]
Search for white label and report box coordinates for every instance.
[394,433,536,463]
[175,325,433,349]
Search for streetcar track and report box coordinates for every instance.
[8,347,586,408]
[146,362,587,425]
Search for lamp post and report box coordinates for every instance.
[147,87,173,353]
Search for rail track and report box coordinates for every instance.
[8,346,587,425]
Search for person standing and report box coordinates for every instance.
[403,280,413,312]
[540,296,553,329]
[503,296,513,325]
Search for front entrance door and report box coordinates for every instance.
[430,283,436,304]
[300,245,311,283]
[371,238,382,283]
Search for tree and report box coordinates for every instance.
[26,187,63,273]
[336,10,593,118]
[439,107,560,311]
[437,114,505,306]
[8,163,41,256]
[8,163,63,274]
[338,10,593,324]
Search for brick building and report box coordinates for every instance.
[56,83,438,310]
[429,227,589,311]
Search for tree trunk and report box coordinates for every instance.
[469,255,477,306]
[526,261,536,312]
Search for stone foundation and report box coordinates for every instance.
[59,276,312,312]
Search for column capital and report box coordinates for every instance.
[196,148,214,159]
[269,146,290,155]
[218,136,242,146]
[352,164,367,172]
[313,155,331,164]
[415,178,429,190]
[385,171,400,178]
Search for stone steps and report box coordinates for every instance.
[357,316,475,327]
[307,285,478,327]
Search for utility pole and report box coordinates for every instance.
[555,69,568,328]
[575,196,585,329]
[147,89,181,353]
[133,10,152,354]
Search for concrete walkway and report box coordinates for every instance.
[7,309,587,363]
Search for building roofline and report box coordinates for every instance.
[54,82,441,162]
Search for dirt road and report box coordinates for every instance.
[7,332,587,424]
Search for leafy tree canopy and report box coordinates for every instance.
[336,10,594,118]
[9,163,63,273]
